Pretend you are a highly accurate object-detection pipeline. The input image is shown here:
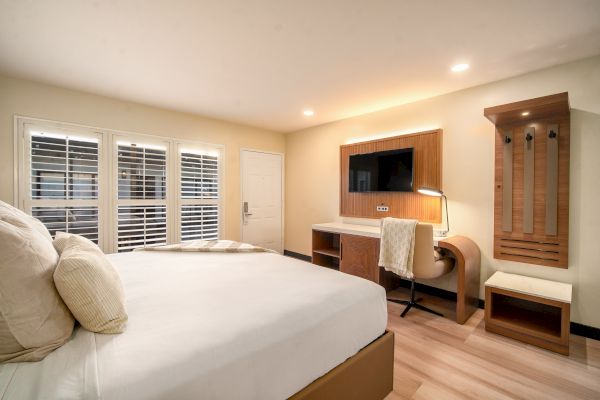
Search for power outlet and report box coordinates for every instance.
[376,205,389,212]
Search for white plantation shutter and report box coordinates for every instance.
[117,205,167,251]
[24,129,101,244]
[17,118,223,254]
[32,207,99,241]
[179,149,220,241]
[116,142,168,252]
[181,205,219,240]
[181,152,218,199]
[117,145,166,200]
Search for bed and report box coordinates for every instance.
[0,250,392,400]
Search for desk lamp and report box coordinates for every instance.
[417,187,449,237]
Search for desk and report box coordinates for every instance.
[312,222,481,324]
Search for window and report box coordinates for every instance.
[179,148,219,241]
[17,118,223,253]
[116,141,168,252]
[24,127,101,244]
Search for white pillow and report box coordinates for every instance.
[0,200,53,241]
[53,233,128,334]
[0,201,74,363]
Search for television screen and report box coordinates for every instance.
[349,148,414,192]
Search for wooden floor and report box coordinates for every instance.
[383,287,600,400]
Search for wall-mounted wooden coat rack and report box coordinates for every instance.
[484,93,570,268]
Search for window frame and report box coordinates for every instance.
[15,116,225,253]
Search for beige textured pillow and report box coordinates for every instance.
[54,234,128,334]
[53,231,75,254]
[0,201,74,363]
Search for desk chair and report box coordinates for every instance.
[388,223,455,317]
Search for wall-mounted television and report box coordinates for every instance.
[349,148,414,192]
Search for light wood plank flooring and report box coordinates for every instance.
[383,287,600,400]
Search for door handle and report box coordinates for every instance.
[243,202,253,217]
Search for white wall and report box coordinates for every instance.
[285,56,600,328]
[0,74,286,241]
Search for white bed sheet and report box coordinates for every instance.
[0,251,387,400]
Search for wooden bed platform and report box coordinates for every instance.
[289,330,394,400]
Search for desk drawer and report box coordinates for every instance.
[340,234,380,283]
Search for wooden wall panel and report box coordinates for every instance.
[493,118,569,268]
[488,93,570,269]
[340,129,442,223]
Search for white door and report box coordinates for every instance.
[241,150,283,253]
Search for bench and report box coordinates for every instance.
[484,271,572,355]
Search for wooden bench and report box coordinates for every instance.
[484,272,572,355]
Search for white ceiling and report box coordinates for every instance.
[1,1,599,132]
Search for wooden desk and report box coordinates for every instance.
[436,236,481,324]
[312,222,481,325]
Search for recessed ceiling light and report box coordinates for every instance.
[303,109,314,116]
[521,111,530,116]
[451,63,470,72]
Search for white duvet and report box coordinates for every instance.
[0,251,387,400]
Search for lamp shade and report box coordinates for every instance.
[417,187,443,197]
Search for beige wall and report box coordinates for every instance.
[285,56,600,328]
[0,74,285,242]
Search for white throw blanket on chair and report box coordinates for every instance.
[378,218,418,278]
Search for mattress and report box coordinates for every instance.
[0,251,387,400]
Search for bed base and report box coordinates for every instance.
[288,330,394,400]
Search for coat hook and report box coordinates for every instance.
[504,136,512,144]
[526,133,533,142]
[548,130,557,139]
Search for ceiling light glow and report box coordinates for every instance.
[451,63,470,72]
[521,111,530,116]
[303,109,314,116]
